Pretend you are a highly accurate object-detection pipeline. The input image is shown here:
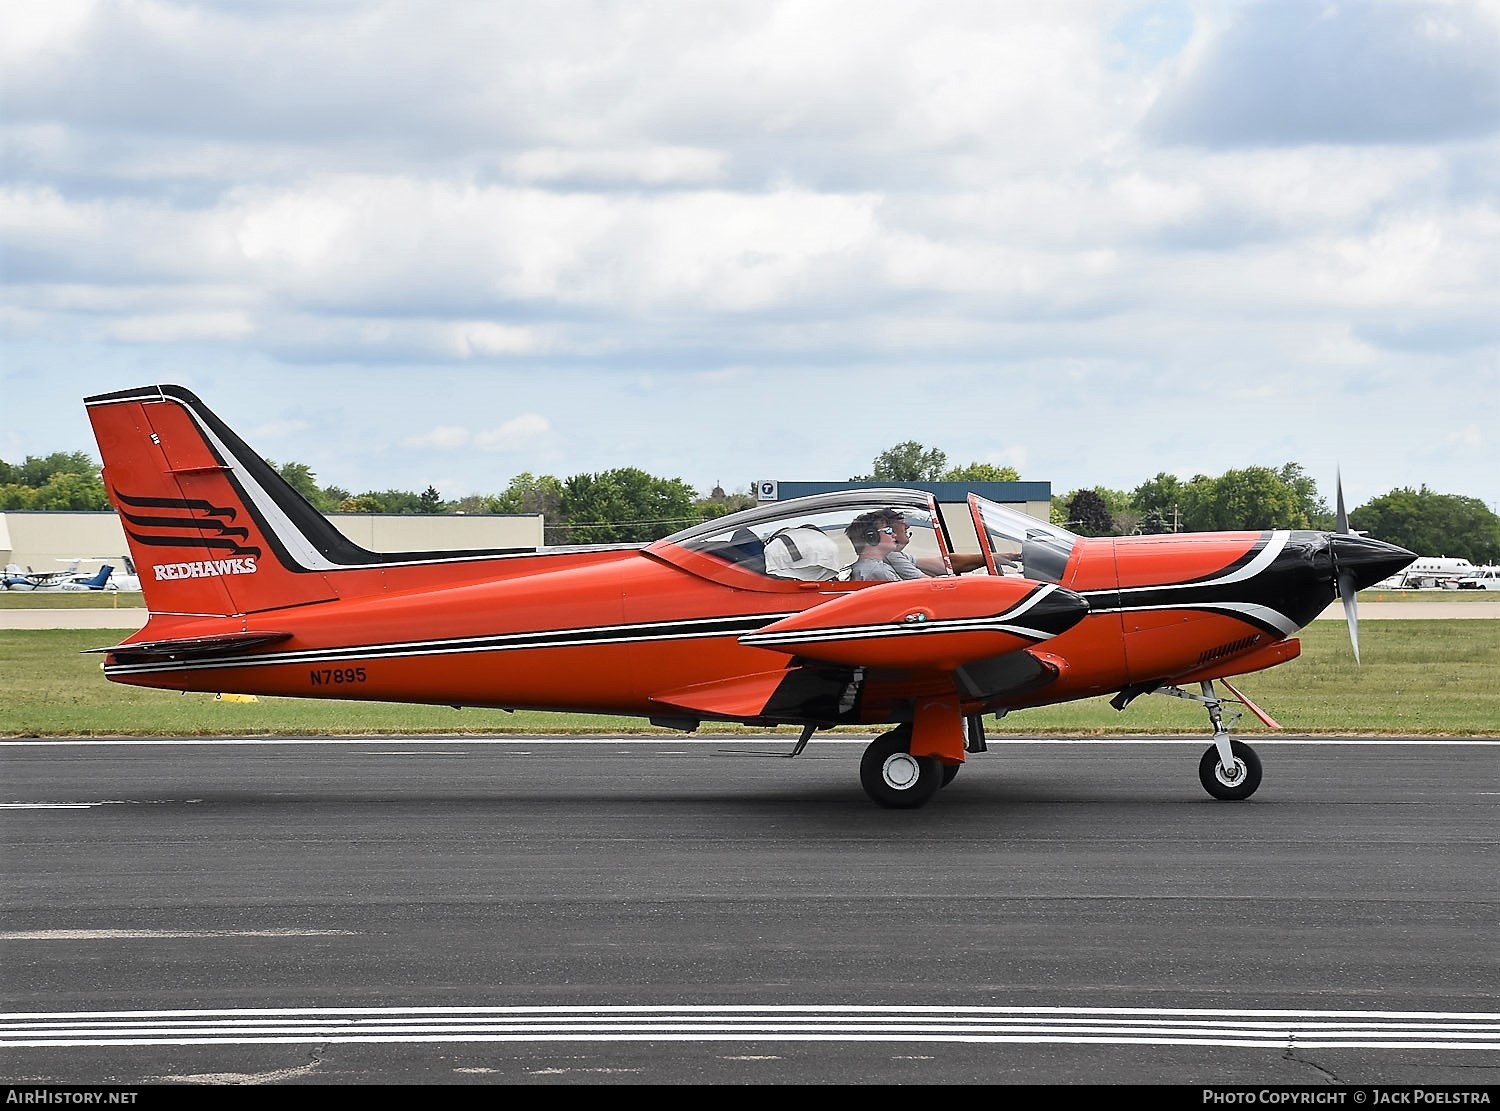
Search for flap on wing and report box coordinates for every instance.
[89,631,293,662]
[650,664,859,724]
[953,648,1067,700]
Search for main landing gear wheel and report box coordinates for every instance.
[860,727,943,810]
[1198,739,1262,801]
[940,763,960,788]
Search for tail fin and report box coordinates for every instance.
[84,385,373,616]
[80,565,113,589]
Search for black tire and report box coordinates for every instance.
[1198,739,1262,801]
[860,727,943,809]
[940,763,960,788]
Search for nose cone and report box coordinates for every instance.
[1329,534,1417,591]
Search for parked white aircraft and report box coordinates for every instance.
[1371,556,1475,590]
[1,556,142,592]
[2,561,112,591]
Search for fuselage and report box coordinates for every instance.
[103,525,1355,725]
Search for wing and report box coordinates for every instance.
[648,576,1088,727]
[738,576,1087,669]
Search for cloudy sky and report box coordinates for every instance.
[3,0,1498,518]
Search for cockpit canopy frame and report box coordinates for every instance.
[650,488,953,589]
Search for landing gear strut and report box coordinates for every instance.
[1160,680,1264,801]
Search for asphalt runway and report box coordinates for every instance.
[2,736,1497,1088]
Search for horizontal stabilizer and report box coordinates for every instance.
[88,631,293,663]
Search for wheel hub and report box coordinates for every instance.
[1214,758,1247,788]
[881,753,922,791]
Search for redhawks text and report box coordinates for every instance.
[152,557,258,580]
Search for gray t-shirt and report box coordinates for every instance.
[885,549,925,580]
[848,556,901,582]
[887,548,954,579]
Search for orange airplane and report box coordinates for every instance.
[84,385,1416,809]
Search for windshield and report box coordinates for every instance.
[968,495,1078,583]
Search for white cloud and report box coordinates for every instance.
[105,311,254,343]
[474,414,551,453]
[445,322,546,358]
[248,419,312,443]
[402,426,471,450]
[0,0,1495,517]
[506,146,726,186]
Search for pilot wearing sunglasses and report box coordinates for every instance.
[844,514,905,581]
[870,509,988,578]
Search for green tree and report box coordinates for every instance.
[29,471,109,510]
[1131,472,1188,533]
[6,452,99,488]
[694,484,757,524]
[264,458,347,513]
[449,494,499,515]
[853,442,948,482]
[0,453,108,509]
[266,459,318,502]
[419,485,445,513]
[1176,474,1224,532]
[558,468,699,544]
[1213,466,1311,530]
[1173,467,1312,532]
[1064,488,1114,536]
[491,472,564,522]
[0,483,38,510]
[941,462,1020,482]
[338,495,385,513]
[1094,486,1136,534]
[1279,463,1330,528]
[350,489,428,514]
[1352,488,1500,564]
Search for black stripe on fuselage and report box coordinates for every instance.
[102,612,793,677]
[1078,531,1333,637]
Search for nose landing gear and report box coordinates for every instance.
[1160,680,1265,801]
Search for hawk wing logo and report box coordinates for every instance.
[115,491,262,559]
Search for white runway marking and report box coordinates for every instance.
[0,800,199,809]
[0,929,355,940]
[2,1005,1498,1050]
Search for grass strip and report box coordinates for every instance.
[1,622,1495,738]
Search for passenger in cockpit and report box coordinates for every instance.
[844,514,903,582]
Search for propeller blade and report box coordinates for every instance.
[1339,569,1360,665]
[1333,469,1358,662]
[1327,472,1413,665]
